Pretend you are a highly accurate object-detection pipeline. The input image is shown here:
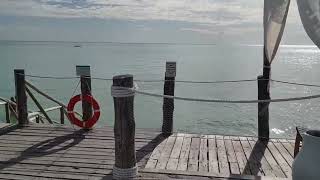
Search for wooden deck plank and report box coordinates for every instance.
[224,137,240,174]
[231,138,251,175]
[261,141,287,178]
[187,137,200,171]
[166,158,178,170]
[247,139,276,177]
[280,141,295,158]
[208,136,219,175]
[149,138,168,160]
[216,138,229,175]
[239,137,264,176]
[0,123,10,129]
[170,136,184,159]
[266,141,292,178]
[160,136,176,158]
[273,141,293,167]
[145,159,157,169]
[199,135,208,172]
[155,136,176,170]
[177,136,191,171]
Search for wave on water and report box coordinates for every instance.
[271,128,285,135]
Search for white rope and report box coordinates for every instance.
[21,73,260,84]
[133,89,320,103]
[111,86,135,97]
[272,80,320,88]
[18,73,320,87]
[113,165,138,179]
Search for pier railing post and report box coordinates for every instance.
[257,54,271,140]
[5,103,10,123]
[76,66,92,125]
[14,69,28,126]
[112,74,137,179]
[162,61,176,134]
[60,107,65,124]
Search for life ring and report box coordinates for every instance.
[67,94,100,128]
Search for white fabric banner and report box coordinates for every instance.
[297,0,320,48]
[264,0,291,64]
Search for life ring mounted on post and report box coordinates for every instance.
[67,94,100,128]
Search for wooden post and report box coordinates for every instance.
[5,103,10,123]
[112,74,137,179]
[76,66,92,123]
[162,61,176,134]
[257,52,271,140]
[14,69,28,126]
[60,107,65,124]
[26,86,53,124]
[36,115,40,123]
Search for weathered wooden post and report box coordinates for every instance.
[76,66,92,123]
[162,61,176,134]
[59,107,64,124]
[36,115,40,123]
[5,103,10,123]
[60,107,65,124]
[257,52,271,140]
[112,74,137,179]
[14,69,28,126]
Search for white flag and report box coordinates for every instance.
[264,0,291,64]
[297,0,320,48]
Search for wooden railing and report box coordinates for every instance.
[7,63,286,179]
[12,68,85,126]
[0,101,11,123]
[28,106,64,124]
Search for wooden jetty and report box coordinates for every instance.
[0,124,294,180]
[0,64,298,179]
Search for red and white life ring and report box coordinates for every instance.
[67,94,100,128]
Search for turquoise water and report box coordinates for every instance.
[1,41,320,137]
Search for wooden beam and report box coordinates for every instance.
[14,69,28,125]
[25,80,82,118]
[5,103,10,123]
[60,107,65,124]
[162,61,176,134]
[77,65,92,123]
[25,86,53,124]
[28,106,61,118]
[112,74,137,179]
[8,105,18,120]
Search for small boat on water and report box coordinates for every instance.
[73,45,82,48]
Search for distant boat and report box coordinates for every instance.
[73,45,82,48]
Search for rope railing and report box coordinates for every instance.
[18,73,320,87]
[271,79,320,88]
[108,85,320,103]
[134,89,320,103]
[21,73,258,83]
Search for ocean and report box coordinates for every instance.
[0,41,320,138]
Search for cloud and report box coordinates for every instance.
[0,0,300,27]
[180,27,219,35]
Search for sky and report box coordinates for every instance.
[0,0,314,45]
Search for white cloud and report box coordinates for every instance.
[0,0,265,25]
[180,27,219,35]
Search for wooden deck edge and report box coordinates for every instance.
[140,168,292,180]
[0,124,295,141]
[0,123,19,135]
